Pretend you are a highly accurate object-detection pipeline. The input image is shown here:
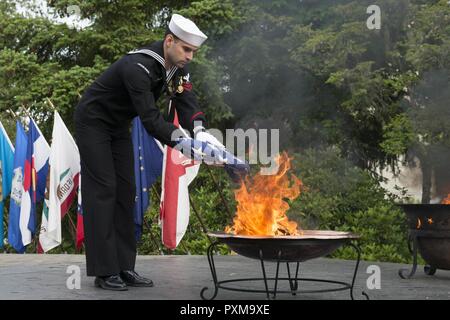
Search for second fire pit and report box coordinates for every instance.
[398,204,450,278]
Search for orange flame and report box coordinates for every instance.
[442,194,450,204]
[225,152,302,236]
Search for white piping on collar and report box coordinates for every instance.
[128,49,178,83]
[167,67,178,83]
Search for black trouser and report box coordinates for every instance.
[75,119,136,277]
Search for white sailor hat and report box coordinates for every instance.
[168,14,207,47]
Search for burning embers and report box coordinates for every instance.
[411,194,450,229]
[413,194,450,229]
[225,152,302,236]
[416,217,434,229]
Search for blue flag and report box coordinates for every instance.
[0,122,15,249]
[23,118,50,237]
[8,121,28,253]
[131,117,163,241]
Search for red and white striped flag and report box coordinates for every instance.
[159,112,200,249]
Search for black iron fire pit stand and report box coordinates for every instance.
[398,232,420,279]
[398,230,450,279]
[200,241,369,300]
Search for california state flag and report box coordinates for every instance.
[39,111,80,252]
[160,111,200,249]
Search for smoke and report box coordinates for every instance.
[209,0,406,154]
[213,2,325,153]
[405,69,450,201]
[205,0,449,193]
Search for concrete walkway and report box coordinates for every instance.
[0,254,449,300]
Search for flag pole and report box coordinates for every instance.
[20,104,32,118]
[65,211,81,249]
[145,185,165,254]
[151,185,161,207]
[142,219,164,255]
[188,194,213,245]
[0,113,15,253]
[20,104,35,131]
[205,166,233,219]
[139,196,164,255]
[6,109,18,121]
[45,98,57,112]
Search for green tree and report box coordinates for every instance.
[0,0,239,253]
[1,0,448,260]
[382,0,450,202]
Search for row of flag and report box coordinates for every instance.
[1,108,198,253]
[0,112,83,253]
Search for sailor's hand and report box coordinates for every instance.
[174,137,206,162]
[195,130,225,150]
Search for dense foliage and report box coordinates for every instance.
[1,0,448,263]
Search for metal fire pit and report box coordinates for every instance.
[201,230,369,300]
[398,204,450,279]
[209,230,359,262]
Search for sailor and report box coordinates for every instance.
[74,14,248,291]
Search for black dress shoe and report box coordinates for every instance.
[94,275,128,291]
[120,270,154,287]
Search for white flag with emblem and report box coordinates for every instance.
[39,111,80,252]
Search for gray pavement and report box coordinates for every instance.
[0,254,449,300]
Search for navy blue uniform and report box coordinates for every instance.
[74,41,205,276]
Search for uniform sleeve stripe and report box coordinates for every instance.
[136,63,150,75]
